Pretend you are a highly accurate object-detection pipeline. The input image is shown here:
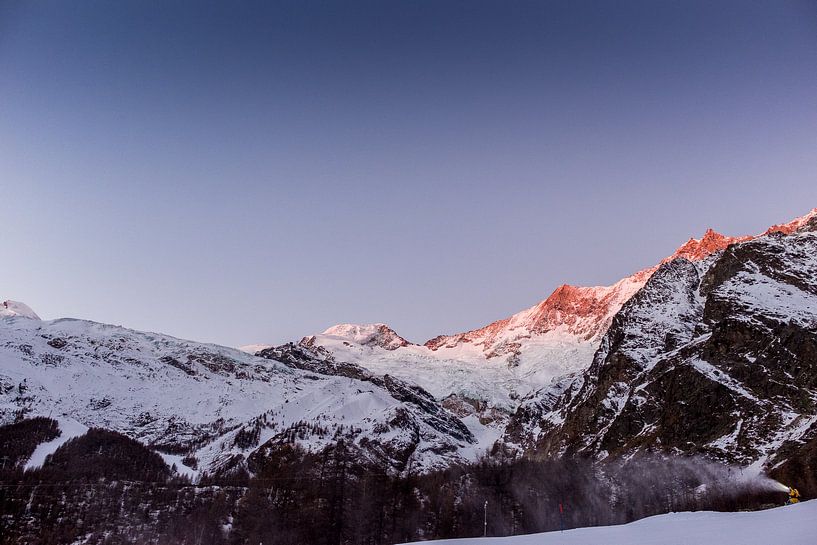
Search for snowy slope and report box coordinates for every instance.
[401,501,816,545]
[300,330,593,410]
[0,314,481,476]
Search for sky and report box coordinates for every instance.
[1,1,816,347]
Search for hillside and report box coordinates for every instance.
[0,312,483,476]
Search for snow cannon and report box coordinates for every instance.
[786,487,800,505]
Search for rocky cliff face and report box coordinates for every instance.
[501,215,817,469]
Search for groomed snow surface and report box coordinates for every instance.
[402,500,816,545]
[24,417,88,470]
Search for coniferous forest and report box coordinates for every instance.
[0,418,793,545]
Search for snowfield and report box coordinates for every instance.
[401,501,817,545]
[308,327,600,410]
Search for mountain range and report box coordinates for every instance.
[3,208,817,483]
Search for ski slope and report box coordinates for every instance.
[24,417,88,470]
[402,501,816,545]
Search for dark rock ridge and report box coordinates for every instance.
[501,217,817,470]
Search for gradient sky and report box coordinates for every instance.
[2,1,816,347]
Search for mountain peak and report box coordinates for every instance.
[765,208,817,235]
[322,323,411,350]
[1,300,40,320]
[667,228,748,262]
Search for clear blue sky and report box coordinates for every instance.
[2,1,816,346]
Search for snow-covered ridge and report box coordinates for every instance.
[666,228,750,262]
[1,300,40,320]
[289,208,817,420]
[423,209,817,358]
[0,316,484,476]
[425,267,654,353]
[764,207,817,235]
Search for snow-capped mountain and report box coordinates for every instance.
[1,300,40,320]
[422,211,816,364]
[285,212,817,415]
[0,313,486,476]
[322,323,411,350]
[500,212,817,470]
[238,208,817,473]
[5,208,817,483]
[423,270,652,358]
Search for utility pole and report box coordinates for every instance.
[559,500,564,532]
[483,500,488,537]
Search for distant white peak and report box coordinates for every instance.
[1,300,40,320]
[322,323,410,350]
[237,344,273,355]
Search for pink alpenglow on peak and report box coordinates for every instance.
[666,228,751,262]
[765,208,817,235]
[424,208,817,358]
[0,300,40,320]
[425,270,651,354]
